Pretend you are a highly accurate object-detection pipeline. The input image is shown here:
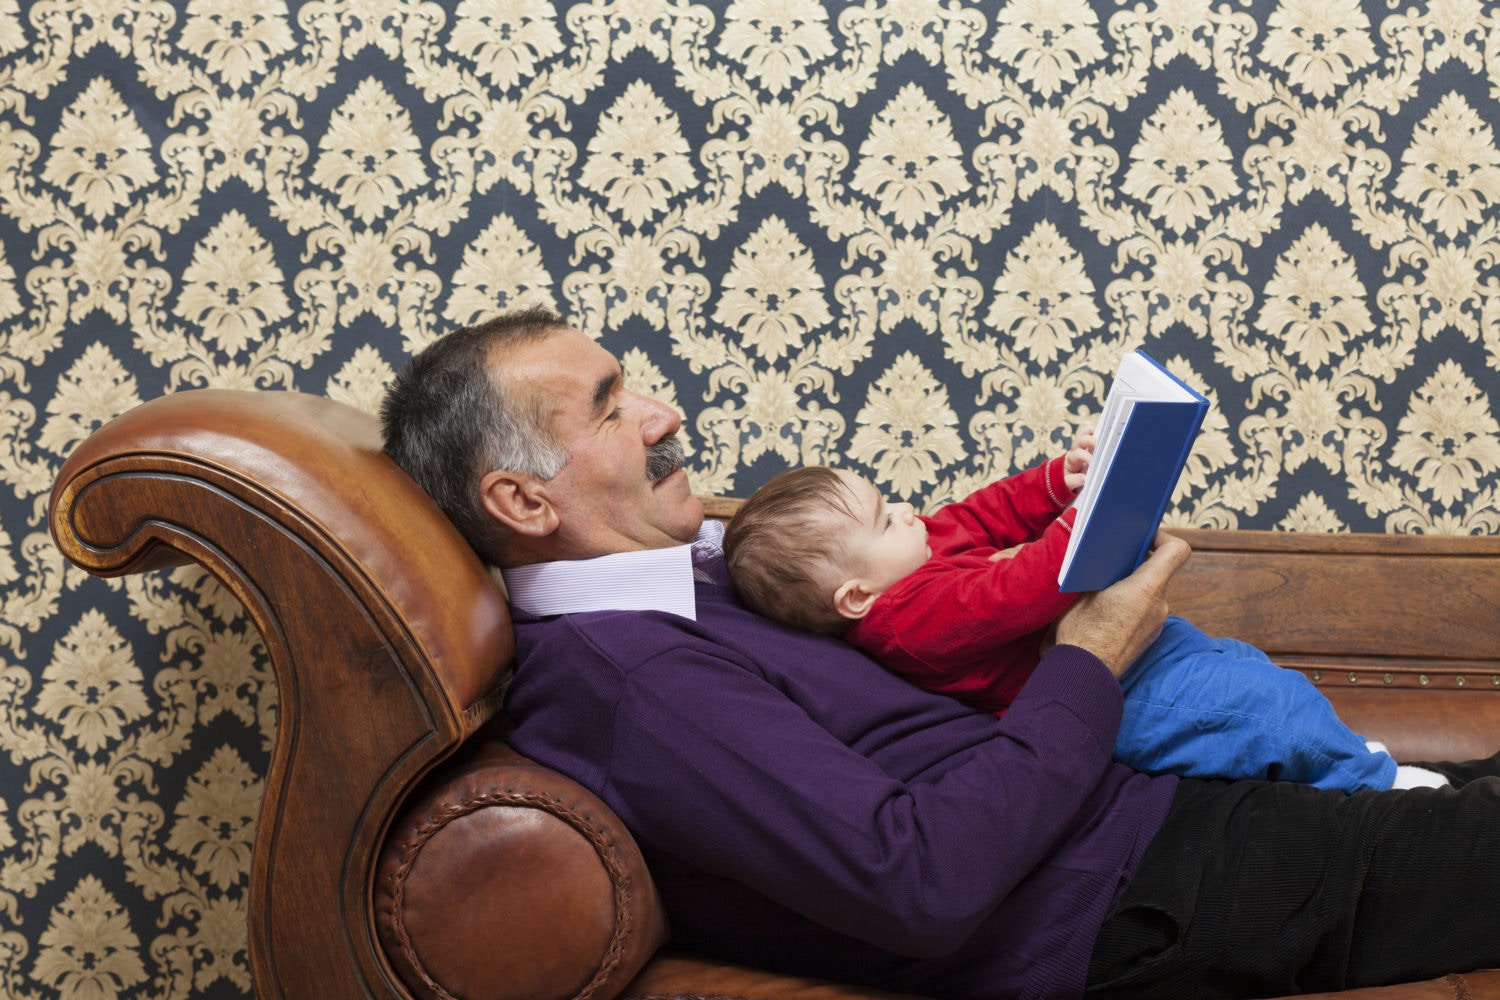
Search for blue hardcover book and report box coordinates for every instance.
[1058,351,1209,593]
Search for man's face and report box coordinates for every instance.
[502,326,704,558]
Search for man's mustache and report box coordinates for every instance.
[646,436,685,483]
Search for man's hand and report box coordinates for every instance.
[1054,531,1191,678]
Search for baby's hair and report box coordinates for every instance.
[724,466,861,634]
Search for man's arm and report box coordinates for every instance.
[608,640,1126,956]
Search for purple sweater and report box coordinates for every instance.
[505,581,1177,999]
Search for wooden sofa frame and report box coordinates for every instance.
[48,389,1500,1000]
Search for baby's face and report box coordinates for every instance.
[830,470,932,597]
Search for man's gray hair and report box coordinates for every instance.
[381,307,571,564]
[482,369,569,482]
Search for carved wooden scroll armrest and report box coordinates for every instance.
[49,389,513,1000]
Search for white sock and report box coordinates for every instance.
[1392,764,1449,789]
[1366,740,1449,789]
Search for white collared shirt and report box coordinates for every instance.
[500,520,727,621]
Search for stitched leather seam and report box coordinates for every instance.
[384,788,636,1000]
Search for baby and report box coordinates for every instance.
[723,440,1444,792]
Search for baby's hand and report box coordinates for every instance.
[988,544,1025,562]
[1064,426,1096,492]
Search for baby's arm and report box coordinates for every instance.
[881,516,1080,668]
[941,452,1081,550]
[1063,426,1096,492]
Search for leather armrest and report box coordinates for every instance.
[375,734,670,1000]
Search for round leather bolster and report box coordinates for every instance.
[375,737,669,1000]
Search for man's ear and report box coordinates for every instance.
[833,578,880,621]
[479,469,559,538]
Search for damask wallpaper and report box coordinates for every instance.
[0,0,1497,996]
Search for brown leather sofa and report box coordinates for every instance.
[48,389,1500,1000]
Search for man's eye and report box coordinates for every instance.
[605,406,622,422]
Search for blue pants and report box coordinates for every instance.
[1114,617,1396,791]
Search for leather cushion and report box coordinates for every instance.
[375,735,669,1000]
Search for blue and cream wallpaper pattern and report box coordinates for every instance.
[1,0,1498,995]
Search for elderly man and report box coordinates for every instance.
[381,307,1500,1000]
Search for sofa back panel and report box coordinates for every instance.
[1164,529,1500,664]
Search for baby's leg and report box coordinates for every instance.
[1114,617,1396,790]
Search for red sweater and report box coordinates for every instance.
[845,457,1079,715]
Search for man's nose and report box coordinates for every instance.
[638,394,682,441]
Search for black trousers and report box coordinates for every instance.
[1086,753,1500,999]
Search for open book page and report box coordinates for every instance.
[1058,352,1208,591]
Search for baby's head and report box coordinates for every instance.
[724,466,930,634]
